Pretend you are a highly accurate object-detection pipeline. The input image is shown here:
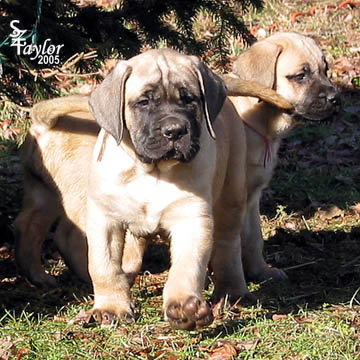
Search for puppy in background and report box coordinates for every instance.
[14,96,147,287]
[14,96,94,286]
[228,32,341,282]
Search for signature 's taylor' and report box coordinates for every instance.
[10,20,63,64]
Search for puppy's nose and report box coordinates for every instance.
[327,93,341,107]
[161,119,187,141]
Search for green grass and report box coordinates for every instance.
[1,287,359,359]
[1,0,360,359]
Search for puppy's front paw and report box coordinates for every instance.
[88,307,135,326]
[165,296,213,330]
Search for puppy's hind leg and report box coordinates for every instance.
[122,231,148,286]
[54,220,146,286]
[54,219,90,284]
[211,199,255,307]
[241,196,288,282]
[14,175,62,287]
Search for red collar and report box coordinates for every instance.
[244,121,272,167]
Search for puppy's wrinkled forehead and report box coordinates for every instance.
[125,49,200,99]
[275,33,325,70]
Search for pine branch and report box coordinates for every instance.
[0,0,263,104]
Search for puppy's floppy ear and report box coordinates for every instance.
[233,41,282,89]
[89,61,132,145]
[194,61,227,139]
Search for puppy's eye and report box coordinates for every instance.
[137,99,149,107]
[293,72,306,81]
[182,94,195,105]
[179,88,196,105]
[287,64,311,83]
[287,68,308,82]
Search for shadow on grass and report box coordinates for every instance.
[196,225,360,340]
[256,226,360,313]
[0,260,92,317]
[1,226,359,323]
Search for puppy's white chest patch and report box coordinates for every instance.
[115,172,184,235]
[92,152,186,236]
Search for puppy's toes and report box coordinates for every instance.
[89,308,135,326]
[26,272,58,288]
[247,266,288,283]
[184,296,213,328]
[165,296,213,330]
[268,267,288,282]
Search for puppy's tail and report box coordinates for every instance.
[30,95,91,129]
[221,74,294,111]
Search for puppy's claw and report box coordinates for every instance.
[166,296,213,330]
[89,308,135,326]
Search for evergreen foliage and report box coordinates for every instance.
[0,0,262,104]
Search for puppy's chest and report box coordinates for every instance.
[99,169,183,235]
[247,138,280,192]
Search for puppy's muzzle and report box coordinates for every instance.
[161,117,188,142]
[292,85,342,122]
